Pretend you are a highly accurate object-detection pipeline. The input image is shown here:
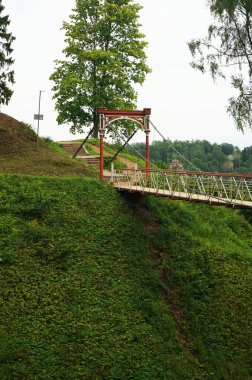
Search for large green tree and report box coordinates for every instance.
[188,0,252,132]
[50,0,151,137]
[0,0,15,106]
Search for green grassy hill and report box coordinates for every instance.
[141,196,252,379]
[0,114,251,379]
[0,175,251,379]
[0,113,94,177]
[0,175,195,379]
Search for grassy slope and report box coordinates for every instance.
[0,175,196,380]
[0,113,94,177]
[0,114,251,379]
[143,196,252,380]
[1,175,251,379]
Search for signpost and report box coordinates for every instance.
[35,90,45,151]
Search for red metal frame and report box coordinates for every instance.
[98,107,151,181]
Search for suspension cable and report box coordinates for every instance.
[72,122,93,159]
[115,131,169,173]
[115,129,232,205]
[149,119,201,172]
[109,128,138,163]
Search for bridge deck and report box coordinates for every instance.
[113,183,252,209]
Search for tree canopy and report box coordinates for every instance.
[130,139,252,173]
[50,0,151,137]
[188,0,252,132]
[0,0,15,106]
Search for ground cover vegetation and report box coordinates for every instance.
[0,0,15,106]
[188,0,252,132]
[0,175,199,379]
[50,0,151,138]
[133,195,252,379]
[0,113,95,176]
[0,174,251,379]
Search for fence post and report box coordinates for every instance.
[99,114,105,181]
[145,116,150,175]
[111,162,114,184]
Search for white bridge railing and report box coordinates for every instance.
[110,168,252,208]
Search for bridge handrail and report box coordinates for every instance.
[120,168,252,179]
[111,167,252,208]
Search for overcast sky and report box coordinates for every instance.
[3,0,252,148]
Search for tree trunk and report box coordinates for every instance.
[92,110,99,138]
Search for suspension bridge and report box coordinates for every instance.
[111,169,252,209]
[80,107,252,209]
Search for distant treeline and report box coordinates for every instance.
[129,140,252,173]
